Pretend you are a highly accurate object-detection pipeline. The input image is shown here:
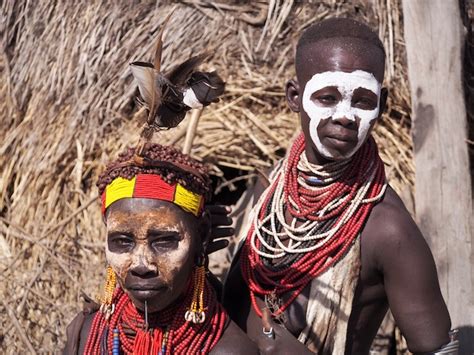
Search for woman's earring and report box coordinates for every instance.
[185,255,207,324]
[98,266,116,320]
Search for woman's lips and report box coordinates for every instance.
[129,285,164,290]
[128,285,167,299]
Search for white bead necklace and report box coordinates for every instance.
[250,152,387,259]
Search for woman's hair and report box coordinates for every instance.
[97,144,212,198]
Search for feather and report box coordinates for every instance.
[155,103,187,128]
[154,8,175,72]
[187,71,225,106]
[130,62,156,105]
[165,52,209,87]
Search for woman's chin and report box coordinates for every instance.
[127,290,172,313]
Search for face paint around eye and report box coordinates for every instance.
[302,70,381,159]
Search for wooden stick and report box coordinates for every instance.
[1,298,36,354]
[183,108,204,154]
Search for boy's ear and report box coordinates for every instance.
[286,79,301,113]
[378,87,389,118]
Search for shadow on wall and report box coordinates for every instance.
[458,326,474,355]
[460,0,474,195]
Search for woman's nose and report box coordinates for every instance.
[130,263,157,278]
[129,244,158,277]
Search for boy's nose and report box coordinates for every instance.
[332,115,357,128]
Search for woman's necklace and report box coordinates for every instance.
[84,276,227,355]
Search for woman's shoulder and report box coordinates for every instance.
[211,319,259,354]
[63,296,99,355]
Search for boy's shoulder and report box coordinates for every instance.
[367,185,419,240]
[211,318,259,354]
[362,185,433,270]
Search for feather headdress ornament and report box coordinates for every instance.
[130,10,225,156]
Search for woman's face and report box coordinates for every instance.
[105,198,201,312]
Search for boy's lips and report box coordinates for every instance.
[325,131,358,143]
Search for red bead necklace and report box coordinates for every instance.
[84,276,227,354]
[241,133,386,318]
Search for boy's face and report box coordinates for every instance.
[287,38,387,161]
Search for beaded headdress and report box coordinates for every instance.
[101,174,204,217]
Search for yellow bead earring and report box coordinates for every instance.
[98,266,116,320]
[185,257,206,324]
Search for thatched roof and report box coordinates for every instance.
[0,1,413,351]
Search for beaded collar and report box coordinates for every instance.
[85,275,227,354]
[241,133,387,317]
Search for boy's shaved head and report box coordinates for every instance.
[297,18,385,55]
[295,18,386,82]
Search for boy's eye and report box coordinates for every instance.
[317,95,337,104]
[354,97,375,108]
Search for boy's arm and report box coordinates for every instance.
[374,190,451,353]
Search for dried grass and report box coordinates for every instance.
[0,0,413,352]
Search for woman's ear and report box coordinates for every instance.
[199,210,212,254]
[286,79,301,113]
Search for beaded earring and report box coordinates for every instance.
[98,266,116,320]
[185,256,206,324]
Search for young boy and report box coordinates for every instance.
[224,18,457,354]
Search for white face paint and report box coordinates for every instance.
[302,70,381,159]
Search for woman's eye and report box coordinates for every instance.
[151,235,179,249]
[108,235,134,252]
[113,237,134,247]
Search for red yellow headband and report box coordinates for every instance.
[101,174,204,217]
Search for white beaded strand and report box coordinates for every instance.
[250,150,387,258]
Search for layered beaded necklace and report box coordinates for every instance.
[241,133,387,317]
[84,277,227,354]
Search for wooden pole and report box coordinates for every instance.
[183,108,204,155]
[402,0,473,352]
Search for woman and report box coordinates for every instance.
[64,143,257,354]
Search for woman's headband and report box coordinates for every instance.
[101,174,204,217]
